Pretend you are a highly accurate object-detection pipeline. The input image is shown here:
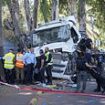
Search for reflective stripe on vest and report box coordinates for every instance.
[45,52,53,65]
[16,53,24,69]
[4,53,15,69]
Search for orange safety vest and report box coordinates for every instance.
[15,53,24,69]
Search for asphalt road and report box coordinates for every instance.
[0,81,105,105]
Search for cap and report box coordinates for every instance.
[39,49,44,54]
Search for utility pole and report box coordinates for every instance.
[51,0,59,20]
[78,0,86,37]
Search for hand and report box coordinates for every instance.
[92,65,97,68]
[40,68,42,71]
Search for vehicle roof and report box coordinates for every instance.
[35,16,76,31]
[35,21,73,32]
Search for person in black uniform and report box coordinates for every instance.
[78,37,102,92]
[76,48,88,92]
[92,51,103,92]
[39,49,46,84]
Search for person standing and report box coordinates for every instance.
[39,49,46,84]
[84,49,101,92]
[23,48,36,84]
[76,49,88,93]
[91,51,102,92]
[45,47,53,85]
[15,49,24,84]
[30,48,36,83]
[82,38,102,92]
[23,48,32,84]
[3,49,15,84]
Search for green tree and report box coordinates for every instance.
[51,0,59,20]
[40,0,51,22]
[24,0,32,31]
[59,0,68,15]
[67,0,77,16]
[86,0,105,33]
[78,0,86,37]
[33,0,39,28]
[4,0,26,49]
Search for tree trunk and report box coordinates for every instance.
[78,0,86,37]
[40,0,49,22]
[12,0,19,15]
[67,0,77,18]
[7,0,21,36]
[33,0,39,28]
[6,0,25,49]
[51,0,59,20]
[0,0,4,56]
[24,0,33,31]
[0,0,5,82]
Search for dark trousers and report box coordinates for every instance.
[76,71,87,92]
[34,73,40,82]
[46,65,52,84]
[40,67,45,83]
[4,68,15,84]
[24,64,33,84]
[89,68,101,90]
[33,68,41,82]
[30,63,34,82]
[96,79,101,90]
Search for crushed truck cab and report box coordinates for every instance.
[32,16,81,79]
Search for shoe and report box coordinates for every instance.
[75,91,79,93]
[20,80,24,85]
[75,90,80,93]
[102,90,105,94]
[46,82,52,85]
[34,81,41,84]
[72,84,77,88]
[16,80,20,84]
[42,83,46,87]
[94,89,101,92]
[80,90,84,93]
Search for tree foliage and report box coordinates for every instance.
[2,0,105,49]
[59,0,68,15]
[40,0,51,22]
[86,0,105,33]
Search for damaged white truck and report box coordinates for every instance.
[32,16,81,79]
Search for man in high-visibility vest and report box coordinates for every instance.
[3,49,15,84]
[45,47,53,85]
[16,49,24,84]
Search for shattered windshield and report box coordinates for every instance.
[33,25,71,46]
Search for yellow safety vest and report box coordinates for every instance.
[3,52,15,69]
[45,52,53,65]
